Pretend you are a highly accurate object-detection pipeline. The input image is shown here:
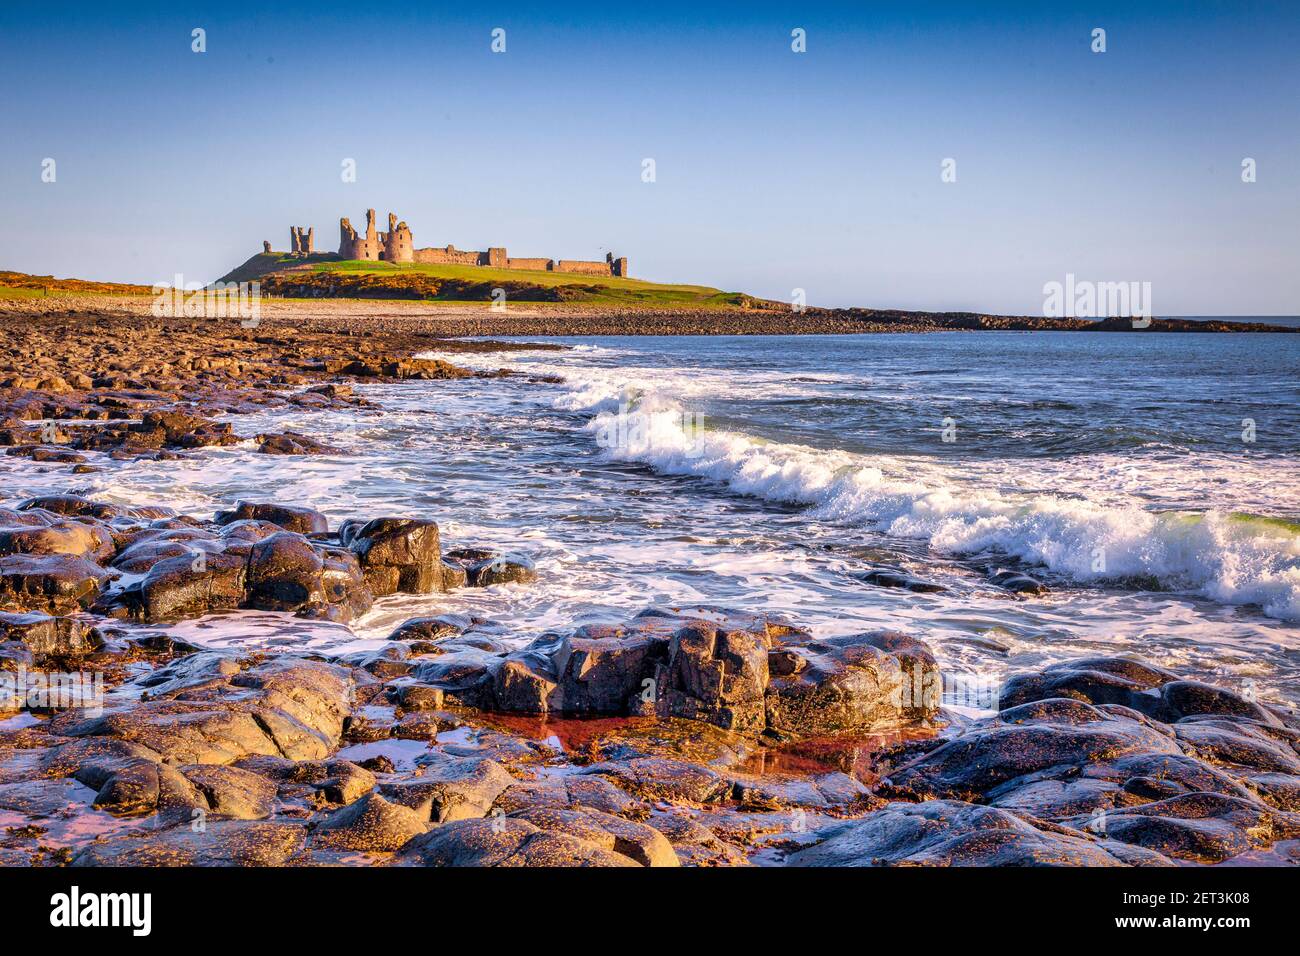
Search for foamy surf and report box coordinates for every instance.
[422,344,1300,622]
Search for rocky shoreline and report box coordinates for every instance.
[2,308,1298,867]
[4,291,1296,338]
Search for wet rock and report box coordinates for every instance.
[41,737,165,780]
[395,817,635,867]
[887,698,1183,804]
[389,681,446,712]
[1067,792,1300,863]
[661,619,768,734]
[312,791,428,851]
[313,761,379,805]
[138,547,247,621]
[506,806,678,867]
[111,530,220,574]
[243,530,371,621]
[883,657,1300,864]
[342,517,443,596]
[72,821,307,866]
[729,770,870,810]
[1000,657,1281,726]
[765,631,941,737]
[0,777,97,816]
[0,610,101,657]
[180,764,277,819]
[57,656,354,764]
[443,548,537,587]
[440,561,468,589]
[647,810,750,866]
[581,757,729,804]
[236,756,376,806]
[1173,718,1300,775]
[485,623,665,716]
[91,759,205,816]
[379,756,512,823]
[857,568,946,593]
[245,532,325,610]
[16,495,124,520]
[989,568,1050,595]
[0,553,110,612]
[256,431,344,455]
[393,711,448,739]
[386,614,480,644]
[634,605,811,644]
[497,775,634,816]
[456,610,938,741]
[787,800,1171,866]
[0,518,115,562]
[214,501,329,536]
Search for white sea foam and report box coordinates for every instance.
[421,347,1300,622]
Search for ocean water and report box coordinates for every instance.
[6,332,1298,708]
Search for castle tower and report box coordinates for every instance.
[289,226,314,256]
[339,211,381,260]
[383,212,414,263]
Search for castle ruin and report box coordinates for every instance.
[289,226,314,255]
[293,208,629,277]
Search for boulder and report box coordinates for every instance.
[0,553,110,612]
[0,610,101,657]
[213,501,328,535]
[443,548,537,587]
[506,806,678,867]
[1062,792,1300,864]
[256,432,344,456]
[580,757,729,804]
[378,756,512,823]
[661,619,768,733]
[138,547,247,621]
[787,800,1171,866]
[989,568,1050,595]
[765,631,941,737]
[179,764,278,819]
[0,519,115,562]
[343,517,443,596]
[245,533,326,610]
[1000,657,1281,726]
[857,568,946,593]
[395,817,636,867]
[312,792,428,851]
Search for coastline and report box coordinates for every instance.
[3,290,1296,337]
[2,305,1298,868]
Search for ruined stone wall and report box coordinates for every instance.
[505,258,554,272]
[554,260,614,276]
[412,246,486,266]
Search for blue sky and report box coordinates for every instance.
[1,1,1297,313]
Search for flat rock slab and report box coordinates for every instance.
[788,800,1171,866]
[72,821,308,866]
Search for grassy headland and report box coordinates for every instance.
[217,253,754,309]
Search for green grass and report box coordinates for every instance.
[313,260,749,308]
[0,285,152,300]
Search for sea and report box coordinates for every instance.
[5,330,1298,710]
